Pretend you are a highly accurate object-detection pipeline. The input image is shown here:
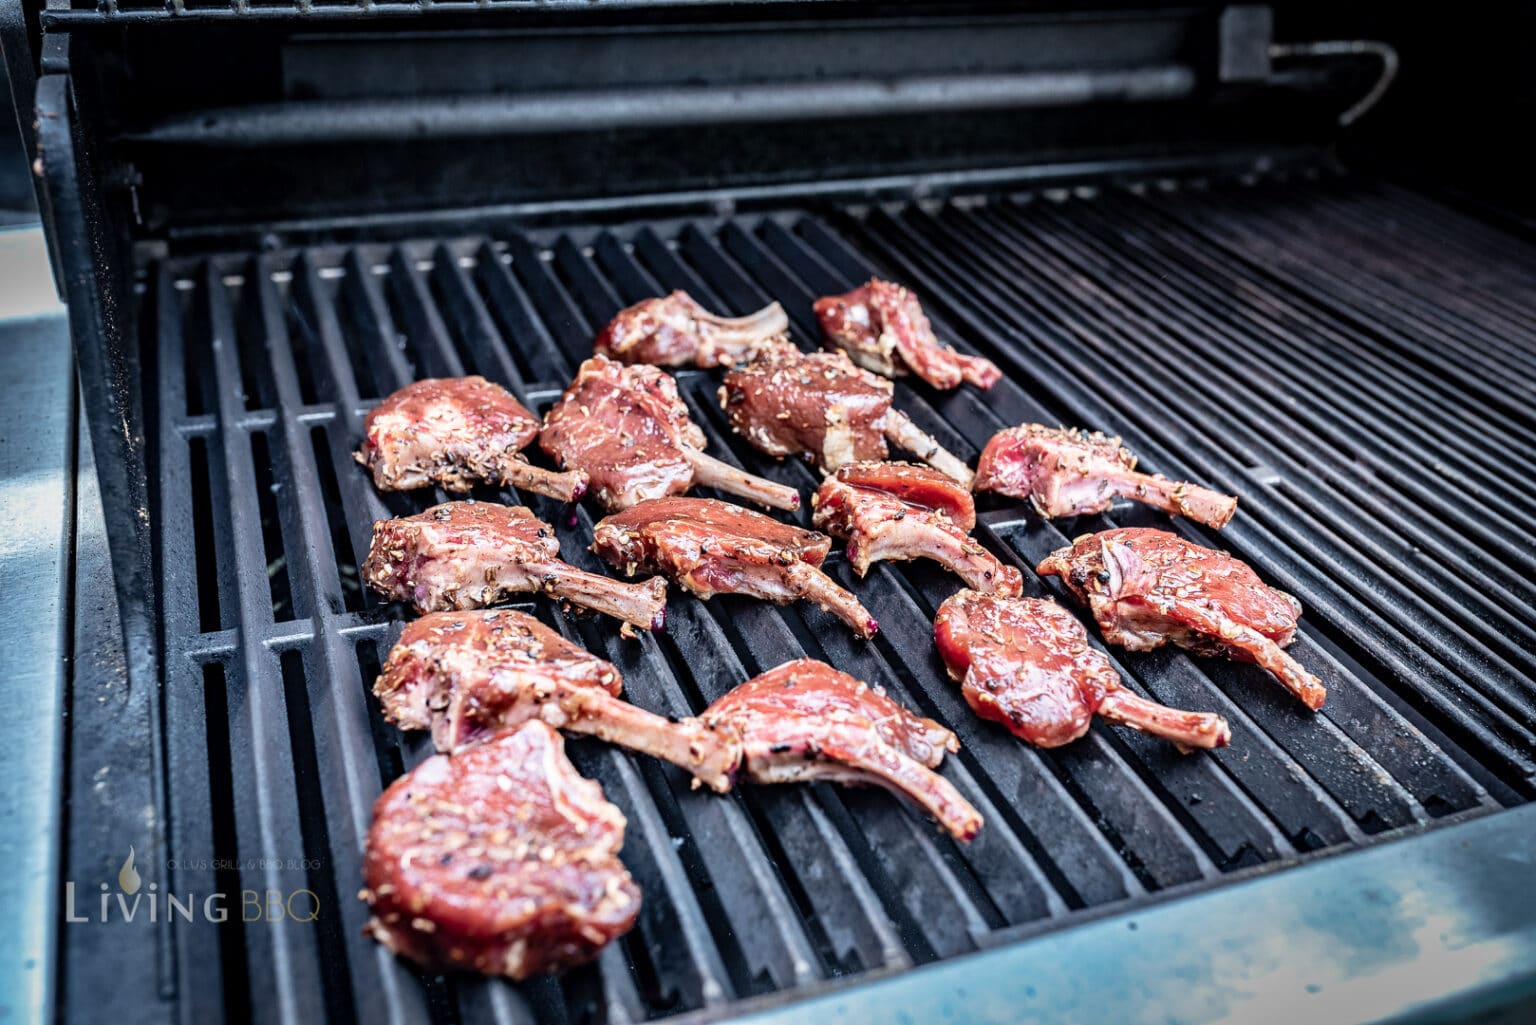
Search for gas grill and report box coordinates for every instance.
[5,3,1536,1023]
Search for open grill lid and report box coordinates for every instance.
[11,3,1375,239]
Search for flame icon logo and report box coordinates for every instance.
[118,847,142,895]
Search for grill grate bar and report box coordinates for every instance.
[199,262,333,1023]
[1109,192,1536,476]
[431,243,533,399]
[133,181,1524,1025]
[384,247,470,381]
[1282,187,1536,338]
[540,243,1008,965]
[439,232,915,983]
[946,201,1536,672]
[1051,195,1536,535]
[250,260,430,1025]
[155,267,230,1025]
[1139,189,1536,422]
[1201,187,1536,388]
[773,217,1416,845]
[843,202,1536,788]
[701,221,1289,875]
[1015,197,1536,577]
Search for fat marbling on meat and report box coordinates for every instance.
[356,376,586,501]
[814,279,1001,390]
[976,424,1236,528]
[813,461,1022,594]
[362,721,641,979]
[1037,527,1325,709]
[594,290,794,368]
[719,349,974,485]
[591,496,879,639]
[362,500,668,631]
[375,609,740,790]
[541,355,800,511]
[935,590,1231,750]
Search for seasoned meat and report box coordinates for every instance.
[1037,528,1325,709]
[594,290,794,368]
[591,496,878,639]
[362,721,641,979]
[376,609,740,790]
[362,500,667,631]
[934,590,1231,750]
[702,659,982,840]
[355,376,586,501]
[814,279,1000,390]
[976,424,1237,529]
[813,461,1022,595]
[719,350,974,485]
[541,355,799,511]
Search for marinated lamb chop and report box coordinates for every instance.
[935,590,1231,751]
[362,721,641,979]
[594,290,795,369]
[541,355,799,511]
[1037,528,1326,709]
[376,609,740,791]
[592,497,879,639]
[814,279,1001,390]
[719,350,974,486]
[362,500,668,631]
[813,461,1022,595]
[356,376,587,502]
[976,425,1237,529]
[703,659,982,840]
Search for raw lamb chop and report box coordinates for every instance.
[934,590,1231,750]
[703,659,983,840]
[591,497,879,639]
[356,376,586,501]
[594,290,794,368]
[1037,528,1325,709]
[814,279,1000,390]
[362,500,668,631]
[362,721,641,979]
[375,609,741,790]
[813,461,1022,595]
[541,355,799,511]
[975,424,1237,529]
[719,350,974,486]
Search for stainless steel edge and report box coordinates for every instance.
[0,224,71,1025]
[723,804,1536,1025]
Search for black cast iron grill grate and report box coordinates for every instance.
[132,176,1530,1025]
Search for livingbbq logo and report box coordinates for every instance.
[64,846,321,924]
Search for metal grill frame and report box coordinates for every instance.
[18,14,1536,1022]
[49,181,1528,1023]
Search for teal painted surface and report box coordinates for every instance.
[729,806,1536,1025]
[0,226,70,1025]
